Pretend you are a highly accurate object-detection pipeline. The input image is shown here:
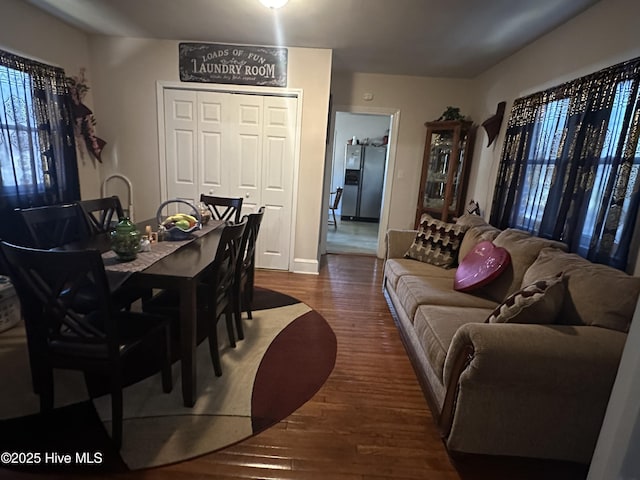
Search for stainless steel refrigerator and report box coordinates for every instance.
[341,144,386,221]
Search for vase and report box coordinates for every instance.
[110,217,141,261]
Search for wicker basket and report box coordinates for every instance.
[0,276,20,333]
[156,199,202,241]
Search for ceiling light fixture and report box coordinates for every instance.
[259,0,288,8]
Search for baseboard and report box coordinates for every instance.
[292,258,319,275]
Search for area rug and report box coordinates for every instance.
[0,287,337,473]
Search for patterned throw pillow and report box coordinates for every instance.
[405,214,469,268]
[486,272,565,324]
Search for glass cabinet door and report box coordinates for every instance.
[423,133,453,211]
[416,120,475,226]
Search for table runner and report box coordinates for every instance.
[102,220,225,274]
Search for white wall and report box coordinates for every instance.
[85,37,331,273]
[470,0,640,227]
[331,73,477,230]
[0,0,100,200]
[588,296,640,480]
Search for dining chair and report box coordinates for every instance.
[16,203,91,249]
[328,187,343,229]
[77,196,125,235]
[235,207,265,330]
[143,219,247,377]
[0,241,173,449]
[200,194,243,223]
[77,195,153,310]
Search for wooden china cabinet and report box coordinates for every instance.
[414,120,476,227]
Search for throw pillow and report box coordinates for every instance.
[454,240,511,292]
[486,272,565,324]
[405,214,468,268]
[477,228,568,304]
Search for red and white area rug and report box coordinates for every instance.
[0,287,337,473]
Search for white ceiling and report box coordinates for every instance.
[27,0,600,78]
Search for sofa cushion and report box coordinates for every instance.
[476,229,567,303]
[395,275,499,322]
[487,273,565,324]
[455,213,490,228]
[405,214,468,268]
[523,248,640,332]
[458,224,501,262]
[414,305,493,382]
[384,258,455,290]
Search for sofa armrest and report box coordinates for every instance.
[440,322,626,436]
[385,229,417,260]
[445,323,626,390]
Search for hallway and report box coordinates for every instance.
[326,220,378,255]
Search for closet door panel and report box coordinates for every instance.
[164,89,198,206]
[199,92,226,196]
[163,88,298,270]
[257,96,297,270]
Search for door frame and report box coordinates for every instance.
[322,104,401,258]
[156,81,304,271]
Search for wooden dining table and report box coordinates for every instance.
[64,219,226,408]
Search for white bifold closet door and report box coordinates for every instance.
[163,88,297,270]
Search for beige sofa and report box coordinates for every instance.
[383,214,640,464]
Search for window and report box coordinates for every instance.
[513,98,569,232]
[491,57,640,270]
[0,49,80,213]
[0,66,45,192]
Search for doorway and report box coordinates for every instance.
[322,107,399,257]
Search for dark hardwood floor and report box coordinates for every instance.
[1,254,590,479]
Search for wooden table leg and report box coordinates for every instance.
[180,280,197,407]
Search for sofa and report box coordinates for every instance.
[383,213,640,464]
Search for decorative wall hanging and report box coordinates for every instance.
[66,68,106,162]
[179,43,287,87]
[481,101,506,147]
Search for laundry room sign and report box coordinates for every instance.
[179,43,287,87]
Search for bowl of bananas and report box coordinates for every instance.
[156,199,202,241]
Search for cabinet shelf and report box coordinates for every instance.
[415,120,476,226]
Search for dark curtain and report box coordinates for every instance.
[490,57,640,270]
[0,49,80,241]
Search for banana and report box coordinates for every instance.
[162,213,198,227]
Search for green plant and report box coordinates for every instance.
[437,106,467,121]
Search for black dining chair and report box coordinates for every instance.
[16,203,91,249]
[77,195,152,309]
[77,196,125,235]
[0,241,173,449]
[144,220,247,377]
[235,207,265,332]
[328,187,343,229]
[19,201,146,311]
[200,194,243,223]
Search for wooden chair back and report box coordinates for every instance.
[77,196,125,234]
[328,187,343,228]
[200,194,243,223]
[0,241,172,449]
[16,203,91,249]
[331,187,343,210]
[237,207,265,319]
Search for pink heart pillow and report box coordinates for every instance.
[454,240,511,292]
